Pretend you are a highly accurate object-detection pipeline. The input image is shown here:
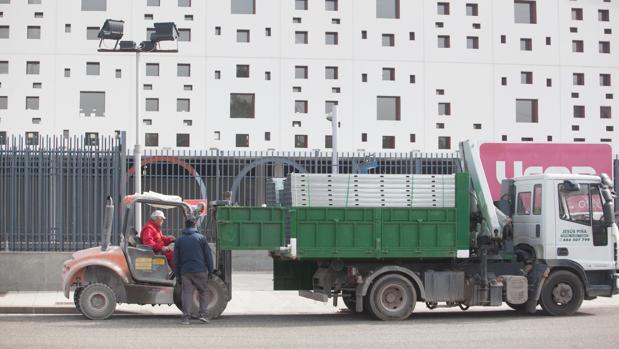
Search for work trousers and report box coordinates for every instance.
[181,271,209,320]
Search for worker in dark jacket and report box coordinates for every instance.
[173,219,214,325]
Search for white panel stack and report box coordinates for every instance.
[285,174,456,208]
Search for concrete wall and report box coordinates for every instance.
[0,251,272,292]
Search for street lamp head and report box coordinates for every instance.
[150,22,179,42]
[98,19,124,40]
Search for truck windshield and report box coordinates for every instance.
[558,184,603,225]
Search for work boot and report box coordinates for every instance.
[180,318,190,325]
[198,315,210,324]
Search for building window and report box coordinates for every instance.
[324,135,333,149]
[362,73,368,82]
[598,9,610,22]
[514,0,536,23]
[25,96,39,110]
[382,136,395,149]
[27,26,41,39]
[410,134,416,142]
[599,41,610,54]
[361,133,367,142]
[145,63,159,76]
[438,136,451,150]
[214,131,220,140]
[236,134,249,147]
[265,27,271,36]
[25,132,39,146]
[0,131,6,145]
[466,3,478,16]
[145,98,159,112]
[178,28,191,42]
[520,38,532,51]
[183,120,192,126]
[377,96,400,121]
[571,8,583,20]
[0,96,7,109]
[115,69,121,78]
[0,26,9,39]
[516,98,538,122]
[231,0,255,14]
[438,102,451,115]
[361,30,367,39]
[573,105,585,118]
[26,61,40,75]
[600,106,611,119]
[178,0,191,7]
[86,27,99,40]
[382,67,395,81]
[295,100,308,114]
[215,26,221,35]
[438,35,450,48]
[64,68,70,77]
[325,100,338,114]
[265,132,271,141]
[572,40,584,53]
[293,17,302,23]
[176,133,190,147]
[145,133,159,147]
[265,71,271,80]
[382,33,395,46]
[325,32,338,45]
[86,62,100,76]
[600,73,611,86]
[0,61,7,74]
[436,123,445,129]
[143,84,152,90]
[466,36,479,49]
[377,0,399,18]
[230,93,255,118]
[147,0,160,6]
[437,2,450,15]
[295,0,308,10]
[80,91,105,116]
[237,29,250,43]
[409,75,415,83]
[235,64,250,78]
[325,66,338,80]
[573,73,584,86]
[81,0,106,11]
[295,31,308,44]
[295,65,308,79]
[84,132,99,146]
[176,63,190,77]
[521,71,533,84]
[326,0,338,11]
[177,98,190,112]
[294,134,308,148]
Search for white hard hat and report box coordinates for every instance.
[151,210,166,220]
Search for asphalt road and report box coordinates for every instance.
[1,302,619,349]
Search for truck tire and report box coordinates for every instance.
[78,283,117,320]
[367,274,416,321]
[342,291,360,313]
[73,287,84,315]
[173,274,229,319]
[539,271,584,316]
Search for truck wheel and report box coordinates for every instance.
[78,283,117,320]
[173,274,229,319]
[73,287,84,314]
[539,271,584,316]
[367,274,416,321]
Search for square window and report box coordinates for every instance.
[377,96,400,120]
[514,0,536,23]
[64,68,70,77]
[145,63,159,76]
[361,30,367,39]
[382,33,395,47]
[436,89,444,95]
[325,100,338,114]
[145,133,159,147]
[437,2,450,15]
[230,93,255,118]
[325,66,338,79]
[500,35,506,44]
[214,131,220,140]
[598,10,610,21]
[570,27,577,33]
[184,85,193,91]
[376,0,399,19]
[177,98,190,112]
[86,26,99,40]
[295,0,308,10]
[0,61,8,74]
[502,135,508,141]
[32,82,41,88]
[293,17,302,23]
[265,132,271,141]
[26,61,40,75]
[520,38,532,51]
[294,134,308,148]
[324,135,333,149]
[0,26,9,39]
[236,29,250,43]
[214,70,221,79]
[546,78,552,87]
[571,8,583,20]
[466,3,478,16]
[27,26,41,39]
[573,105,585,118]
[361,133,368,142]
[467,36,479,49]
[295,31,308,44]
[178,28,191,42]
[473,123,482,129]
[521,71,533,84]
[147,0,160,6]
[231,0,255,14]
[438,136,451,150]
[0,131,6,145]
[0,96,7,109]
[572,40,583,52]
[600,106,611,119]
[606,126,614,132]
[326,0,338,11]
[114,69,121,78]
[176,133,190,147]
[185,15,193,20]
[436,123,445,129]
[604,28,612,35]
[145,98,159,111]
[325,32,338,45]
[438,102,451,115]
[599,41,610,54]
[84,132,99,146]
[236,134,249,147]
[143,84,152,90]
[295,100,308,113]
[265,71,271,80]
[25,132,39,146]
[516,98,538,122]
[473,23,481,29]
[86,62,100,75]
[382,67,395,81]
[331,18,340,24]
[295,65,308,79]
[215,26,221,35]
[409,75,415,83]
[600,73,611,86]
[362,73,368,82]
[178,0,191,7]
[144,14,153,20]
[236,64,250,78]
[177,63,190,77]
[546,36,551,45]
[438,35,450,48]
[572,125,579,131]
[572,73,584,86]
[501,77,507,85]
[81,0,107,11]
[265,27,271,36]
[382,136,395,149]
[332,87,340,93]
[79,91,105,116]
[293,86,302,92]
[184,119,193,126]
[410,134,416,142]
[409,32,415,40]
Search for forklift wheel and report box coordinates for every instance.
[78,283,117,320]
[173,274,229,319]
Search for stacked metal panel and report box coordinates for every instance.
[284,173,456,208]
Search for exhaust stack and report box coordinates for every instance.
[101,196,114,251]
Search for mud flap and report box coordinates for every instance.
[525,264,549,313]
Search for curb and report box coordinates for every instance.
[0,307,141,315]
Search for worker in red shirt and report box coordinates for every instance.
[140,210,176,268]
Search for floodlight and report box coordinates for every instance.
[150,22,178,42]
[98,19,124,49]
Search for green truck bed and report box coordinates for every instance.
[217,172,470,259]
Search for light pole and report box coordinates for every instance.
[326,105,339,174]
[97,20,179,230]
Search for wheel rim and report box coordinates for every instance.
[89,293,108,310]
[378,284,407,312]
[551,282,574,305]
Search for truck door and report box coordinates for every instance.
[555,182,614,270]
[513,183,545,258]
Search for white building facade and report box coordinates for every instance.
[0,0,617,152]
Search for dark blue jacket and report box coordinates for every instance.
[173,228,214,276]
